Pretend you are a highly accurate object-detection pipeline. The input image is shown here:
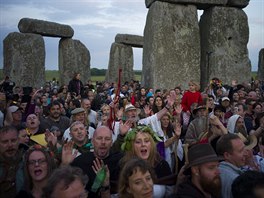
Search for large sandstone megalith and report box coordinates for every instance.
[143,2,200,90]
[59,38,91,85]
[257,49,264,80]
[199,6,251,89]
[3,32,45,88]
[18,18,74,38]
[105,43,134,84]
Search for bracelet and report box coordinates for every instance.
[100,185,110,192]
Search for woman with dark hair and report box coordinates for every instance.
[152,96,165,114]
[118,158,154,198]
[68,73,84,97]
[160,112,183,173]
[16,145,56,198]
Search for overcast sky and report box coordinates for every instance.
[0,0,263,71]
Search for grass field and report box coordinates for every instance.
[0,69,141,83]
[0,69,257,84]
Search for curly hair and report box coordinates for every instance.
[23,145,57,192]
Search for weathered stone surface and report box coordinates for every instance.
[145,0,228,9]
[143,2,200,90]
[257,49,264,80]
[199,6,251,89]
[3,32,45,88]
[115,34,143,48]
[18,18,74,38]
[105,43,134,84]
[59,38,90,85]
[227,0,249,8]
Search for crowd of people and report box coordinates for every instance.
[0,73,264,198]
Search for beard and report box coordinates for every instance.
[200,175,222,198]
[235,125,248,137]
[126,116,140,123]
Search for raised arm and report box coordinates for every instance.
[156,91,176,120]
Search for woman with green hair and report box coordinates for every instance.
[120,125,173,198]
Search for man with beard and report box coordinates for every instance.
[40,100,70,133]
[173,143,222,198]
[216,133,247,198]
[184,105,208,144]
[0,126,24,197]
[227,114,248,137]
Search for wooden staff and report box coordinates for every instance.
[108,68,122,132]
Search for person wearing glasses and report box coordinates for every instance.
[16,145,56,198]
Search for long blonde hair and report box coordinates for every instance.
[120,125,162,167]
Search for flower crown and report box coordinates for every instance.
[25,144,55,159]
[121,125,162,151]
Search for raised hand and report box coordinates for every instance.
[143,104,152,116]
[173,119,182,139]
[92,158,110,187]
[167,91,176,107]
[119,120,132,136]
[175,104,183,115]
[61,141,78,166]
[116,107,124,120]
[45,129,57,146]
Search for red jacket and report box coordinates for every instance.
[181,91,203,112]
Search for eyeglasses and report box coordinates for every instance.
[28,158,47,166]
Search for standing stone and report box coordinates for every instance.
[18,18,74,38]
[3,32,45,88]
[257,49,264,80]
[200,6,251,89]
[143,2,200,90]
[59,38,90,85]
[105,43,134,84]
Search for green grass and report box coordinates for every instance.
[0,68,256,84]
[0,69,141,83]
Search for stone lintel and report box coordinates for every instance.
[18,18,74,38]
[115,34,143,48]
[227,0,249,8]
[145,0,228,9]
